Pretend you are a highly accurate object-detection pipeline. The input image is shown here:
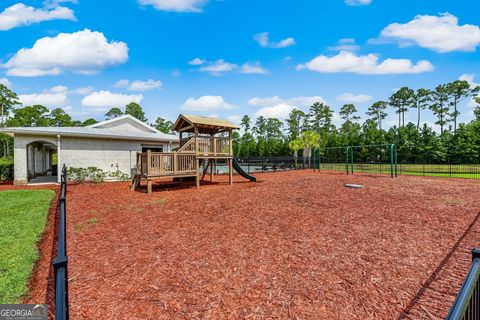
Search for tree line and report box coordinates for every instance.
[233,80,480,164]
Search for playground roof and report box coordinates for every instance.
[174,114,239,134]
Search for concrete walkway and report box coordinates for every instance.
[28,175,58,185]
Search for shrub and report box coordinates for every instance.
[67,167,130,183]
[108,170,130,181]
[67,167,105,183]
[0,158,14,181]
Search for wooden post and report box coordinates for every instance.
[173,153,177,174]
[196,158,200,189]
[229,129,233,156]
[146,150,151,176]
[194,127,199,155]
[210,159,213,182]
[136,152,141,174]
[229,158,233,185]
[147,180,152,195]
[213,135,217,156]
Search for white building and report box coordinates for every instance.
[0,115,178,185]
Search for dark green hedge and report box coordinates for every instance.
[0,161,14,181]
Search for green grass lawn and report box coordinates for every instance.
[318,163,480,179]
[0,189,55,303]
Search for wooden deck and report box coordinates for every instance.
[133,136,234,194]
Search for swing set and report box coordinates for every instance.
[314,144,398,178]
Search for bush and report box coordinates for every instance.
[108,170,130,181]
[67,167,130,183]
[0,158,14,181]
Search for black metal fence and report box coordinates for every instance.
[447,249,480,320]
[234,155,480,179]
[235,156,309,174]
[53,165,69,320]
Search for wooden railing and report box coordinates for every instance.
[182,136,231,156]
[177,137,196,153]
[137,151,197,177]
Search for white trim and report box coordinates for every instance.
[87,114,160,133]
[0,128,177,142]
[57,135,61,183]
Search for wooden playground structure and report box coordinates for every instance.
[132,114,241,194]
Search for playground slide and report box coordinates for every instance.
[232,158,257,182]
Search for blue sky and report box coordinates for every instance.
[0,0,479,129]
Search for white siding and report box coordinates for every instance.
[60,137,146,176]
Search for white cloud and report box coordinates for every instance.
[0,78,11,88]
[380,13,480,53]
[48,85,94,95]
[19,87,69,107]
[337,93,373,103]
[241,62,269,75]
[16,85,96,108]
[49,85,68,93]
[248,95,327,108]
[181,95,235,112]
[138,0,207,12]
[249,95,327,119]
[81,91,143,108]
[297,50,434,74]
[71,86,94,95]
[328,38,360,52]
[254,32,296,48]
[254,103,295,119]
[345,0,372,6]
[3,29,128,77]
[129,79,162,91]
[114,79,129,88]
[188,58,205,65]
[198,59,237,76]
[115,79,162,91]
[459,74,480,88]
[468,97,477,109]
[0,3,75,31]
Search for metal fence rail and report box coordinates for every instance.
[447,249,480,320]
[52,165,69,320]
[235,156,308,174]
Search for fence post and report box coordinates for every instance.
[390,145,394,178]
[345,147,349,174]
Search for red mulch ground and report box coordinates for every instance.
[26,171,480,319]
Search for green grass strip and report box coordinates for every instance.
[0,189,55,303]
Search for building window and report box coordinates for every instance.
[142,146,163,153]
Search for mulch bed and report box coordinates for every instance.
[53,171,480,319]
